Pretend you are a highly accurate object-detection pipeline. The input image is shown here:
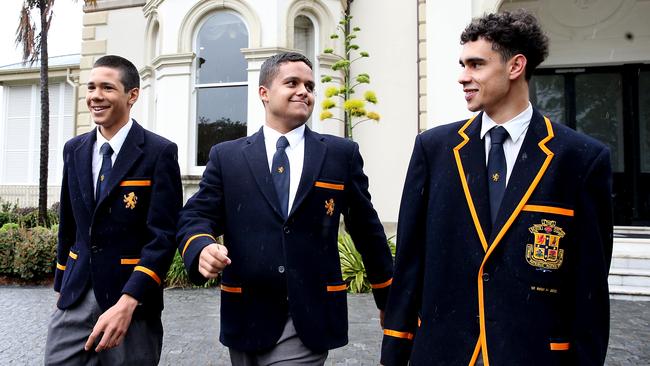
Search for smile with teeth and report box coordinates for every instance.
[91,106,109,112]
[464,89,478,101]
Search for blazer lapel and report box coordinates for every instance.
[74,131,97,214]
[489,109,555,246]
[243,128,285,219]
[453,113,492,252]
[290,127,326,217]
[96,121,144,209]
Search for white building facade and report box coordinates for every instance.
[1,0,649,227]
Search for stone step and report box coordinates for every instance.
[611,256,650,271]
[609,284,650,301]
[614,226,650,236]
[608,268,650,287]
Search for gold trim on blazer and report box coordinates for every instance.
[182,233,217,257]
[119,180,151,187]
[314,181,344,190]
[455,116,555,366]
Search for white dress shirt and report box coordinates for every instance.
[92,118,134,197]
[480,102,532,185]
[263,124,305,213]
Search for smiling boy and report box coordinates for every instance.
[381,10,612,366]
[177,52,394,365]
[44,55,182,365]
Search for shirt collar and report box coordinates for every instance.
[95,118,134,155]
[263,124,306,149]
[480,102,532,143]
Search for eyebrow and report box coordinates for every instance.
[283,76,315,87]
[87,81,117,87]
[459,57,486,66]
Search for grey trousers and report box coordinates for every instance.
[229,318,328,366]
[44,288,163,366]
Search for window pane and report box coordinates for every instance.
[640,71,650,173]
[530,74,565,124]
[575,73,624,172]
[5,118,31,150]
[196,86,247,165]
[294,15,315,64]
[7,85,32,118]
[196,12,248,84]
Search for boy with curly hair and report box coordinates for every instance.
[381,10,612,366]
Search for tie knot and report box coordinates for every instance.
[276,136,289,150]
[100,142,113,157]
[489,126,508,145]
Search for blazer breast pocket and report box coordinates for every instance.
[313,179,346,220]
[112,178,152,223]
[505,201,575,290]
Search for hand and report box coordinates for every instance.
[84,294,138,352]
[379,310,385,328]
[198,243,231,279]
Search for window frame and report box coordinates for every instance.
[189,10,250,172]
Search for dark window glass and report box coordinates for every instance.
[530,74,566,124]
[196,86,248,166]
[575,73,624,172]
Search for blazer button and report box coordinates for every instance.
[278,266,285,273]
[283,226,290,234]
[482,273,490,282]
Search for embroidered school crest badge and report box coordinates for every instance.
[123,192,138,209]
[325,198,335,216]
[525,219,565,270]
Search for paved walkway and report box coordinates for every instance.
[0,286,648,365]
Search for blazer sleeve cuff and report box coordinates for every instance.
[121,268,162,302]
[180,234,216,285]
[370,278,392,310]
[380,333,413,366]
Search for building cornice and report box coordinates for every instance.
[84,0,146,13]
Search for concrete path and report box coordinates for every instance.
[0,286,648,365]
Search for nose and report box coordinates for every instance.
[296,83,308,96]
[458,67,470,85]
[88,89,103,101]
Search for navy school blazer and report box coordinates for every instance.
[53,121,183,318]
[381,110,613,366]
[177,127,394,353]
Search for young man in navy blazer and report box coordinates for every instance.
[381,10,613,366]
[177,52,394,365]
[44,55,182,365]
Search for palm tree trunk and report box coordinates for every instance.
[38,0,50,227]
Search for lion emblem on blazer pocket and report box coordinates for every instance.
[123,192,138,209]
[325,198,335,216]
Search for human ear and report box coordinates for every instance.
[509,54,527,80]
[258,85,269,104]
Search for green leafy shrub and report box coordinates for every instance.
[0,211,17,227]
[338,232,370,293]
[18,209,59,228]
[12,227,57,280]
[0,227,22,275]
[338,232,396,294]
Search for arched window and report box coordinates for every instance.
[195,12,248,166]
